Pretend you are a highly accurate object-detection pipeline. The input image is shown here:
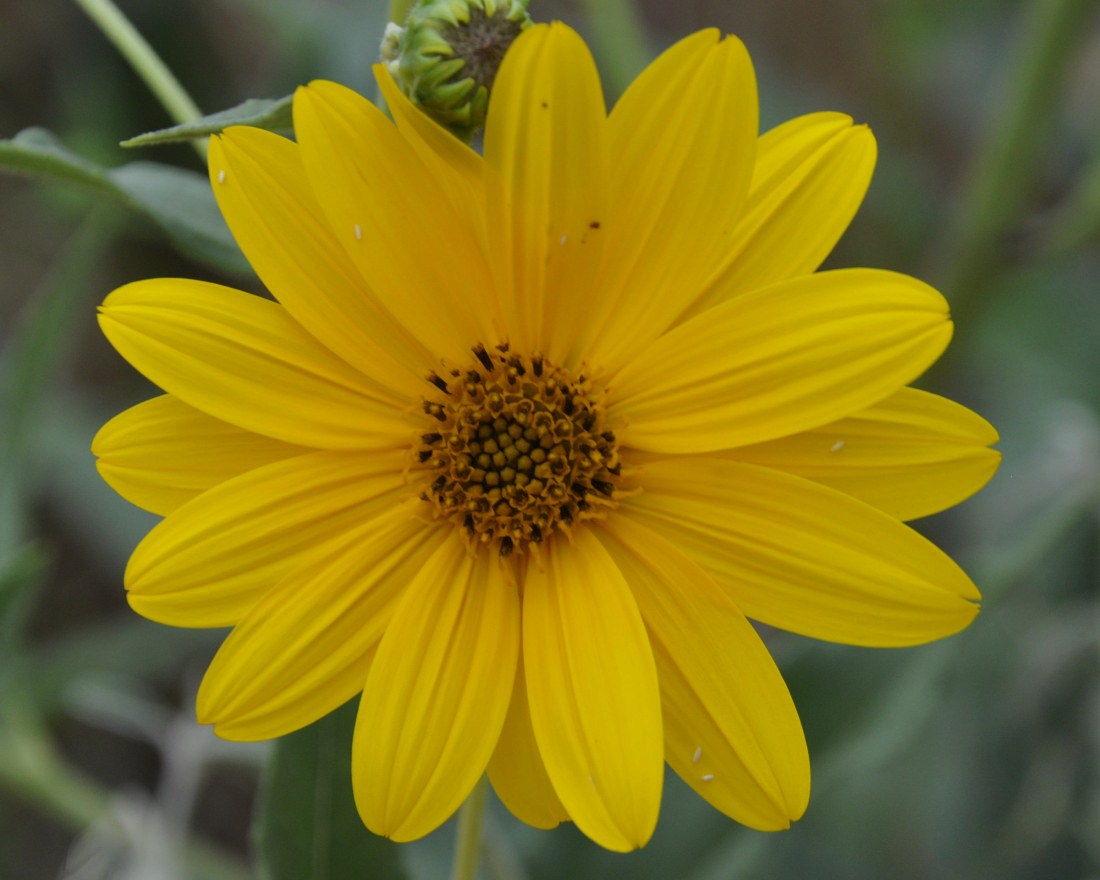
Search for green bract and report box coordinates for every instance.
[382,0,532,140]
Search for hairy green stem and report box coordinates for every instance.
[939,0,1096,324]
[451,776,489,880]
[72,0,207,161]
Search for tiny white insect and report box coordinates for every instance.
[354,223,362,241]
[830,439,846,452]
[692,746,703,764]
[701,774,715,783]
[217,169,226,184]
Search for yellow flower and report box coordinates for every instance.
[93,24,999,852]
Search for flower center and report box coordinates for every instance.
[417,344,620,557]
[441,5,526,94]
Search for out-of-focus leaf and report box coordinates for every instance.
[109,161,248,272]
[0,128,249,275]
[255,700,407,880]
[0,542,47,654]
[0,617,221,713]
[121,95,294,148]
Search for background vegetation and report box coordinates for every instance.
[2,0,1099,877]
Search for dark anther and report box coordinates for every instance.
[588,220,601,229]
[562,395,574,415]
[427,372,450,394]
[601,431,616,443]
[561,505,574,524]
[532,356,543,377]
[571,482,588,497]
[530,524,543,543]
[496,342,510,353]
[473,344,494,371]
[591,479,614,497]
[500,536,514,558]
[508,356,526,376]
[464,513,475,534]
[576,498,590,511]
[417,450,433,463]
[607,462,621,476]
[431,475,447,491]
[421,432,443,444]
[467,370,482,384]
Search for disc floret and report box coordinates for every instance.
[417,344,620,557]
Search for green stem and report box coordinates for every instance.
[451,776,489,880]
[389,0,416,26]
[578,0,652,100]
[72,0,207,161]
[938,0,1096,324]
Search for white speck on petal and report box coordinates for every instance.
[217,169,226,184]
[692,747,703,764]
[587,774,595,787]
[701,774,715,783]
[830,440,846,452]
[559,234,568,246]
[354,223,362,241]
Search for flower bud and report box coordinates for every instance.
[382,0,532,140]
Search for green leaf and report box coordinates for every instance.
[121,95,294,148]
[255,700,408,880]
[0,128,250,275]
[110,161,248,272]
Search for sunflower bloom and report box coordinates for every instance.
[93,24,999,851]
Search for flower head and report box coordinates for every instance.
[383,0,532,139]
[94,24,999,851]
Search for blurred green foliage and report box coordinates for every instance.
[2,0,1099,878]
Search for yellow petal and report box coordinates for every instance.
[682,113,876,320]
[482,22,608,363]
[622,458,980,646]
[293,80,496,365]
[98,279,410,450]
[608,269,952,453]
[598,518,809,828]
[353,534,520,841]
[591,31,759,373]
[373,63,483,222]
[209,128,429,393]
[487,648,569,830]
[196,499,444,741]
[93,394,311,516]
[522,530,663,851]
[126,450,407,628]
[730,387,1001,520]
